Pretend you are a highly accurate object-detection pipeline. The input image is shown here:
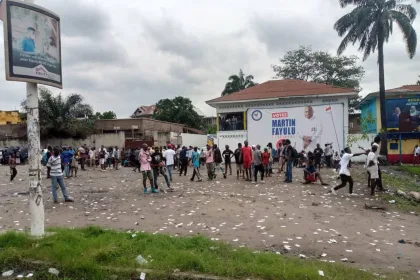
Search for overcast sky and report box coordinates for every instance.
[1,0,420,117]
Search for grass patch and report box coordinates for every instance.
[379,193,420,213]
[0,227,405,280]
[382,172,419,192]
[398,165,420,176]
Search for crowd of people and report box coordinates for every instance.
[6,136,387,204]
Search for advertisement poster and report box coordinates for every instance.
[386,97,420,132]
[247,104,344,152]
[3,0,62,88]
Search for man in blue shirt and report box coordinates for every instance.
[190,147,202,182]
[21,27,36,52]
[179,146,188,176]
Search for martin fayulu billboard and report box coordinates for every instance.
[247,104,344,152]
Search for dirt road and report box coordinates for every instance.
[1,164,419,276]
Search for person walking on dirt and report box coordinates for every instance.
[139,144,154,194]
[242,141,253,181]
[151,146,172,193]
[330,147,366,195]
[213,145,225,178]
[204,145,215,180]
[190,147,202,182]
[234,143,244,180]
[47,147,74,203]
[372,136,384,191]
[366,145,379,196]
[9,154,17,182]
[222,145,234,177]
[253,145,264,183]
[179,146,188,176]
[284,140,294,183]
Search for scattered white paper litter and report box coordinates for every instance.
[318,270,324,276]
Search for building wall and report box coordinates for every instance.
[387,139,420,163]
[216,131,247,162]
[360,98,377,133]
[0,133,125,149]
[0,111,22,125]
[214,95,350,150]
[348,114,361,134]
[95,118,184,133]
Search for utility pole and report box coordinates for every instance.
[25,0,45,236]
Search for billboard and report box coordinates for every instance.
[247,104,344,153]
[3,0,62,88]
[386,97,420,132]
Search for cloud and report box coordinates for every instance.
[1,0,419,118]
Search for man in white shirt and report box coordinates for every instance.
[414,145,420,166]
[330,147,366,195]
[299,106,323,151]
[164,147,176,181]
[371,136,384,191]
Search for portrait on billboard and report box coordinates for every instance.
[3,0,62,88]
[386,97,420,132]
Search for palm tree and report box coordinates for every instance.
[221,69,257,96]
[22,87,94,139]
[334,0,417,157]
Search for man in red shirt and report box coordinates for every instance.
[242,140,253,181]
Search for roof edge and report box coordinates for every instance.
[206,92,357,105]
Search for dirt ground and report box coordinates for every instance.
[1,163,419,277]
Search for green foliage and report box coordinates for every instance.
[0,226,405,280]
[346,110,376,146]
[22,87,94,139]
[335,0,417,60]
[206,124,217,134]
[94,111,117,120]
[221,69,257,96]
[272,46,365,91]
[335,0,418,156]
[153,96,203,129]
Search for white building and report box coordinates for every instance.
[206,79,357,153]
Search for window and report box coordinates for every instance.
[219,113,244,131]
[349,122,354,128]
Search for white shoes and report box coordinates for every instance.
[330,187,337,195]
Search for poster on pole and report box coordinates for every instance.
[2,0,62,88]
[247,104,344,153]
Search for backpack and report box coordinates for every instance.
[214,149,222,163]
[292,147,299,159]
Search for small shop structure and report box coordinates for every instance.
[206,79,357,153]
[359,85,420,164]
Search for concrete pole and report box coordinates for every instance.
[27,82,44,236]
[25,0,44,237]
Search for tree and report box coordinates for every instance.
[272,46,365,90]
[153,96,203,129]
[334,0,417,157]
[417,75,420,85]
[95,111,117,120]
[206,124,217,134]
[22,87,94,139]
[221,69,257,96]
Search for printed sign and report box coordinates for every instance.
[247,104,344,152]
[386,97,420,132]
[3,0,62,88]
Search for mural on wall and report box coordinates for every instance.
[386,97,420,132]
